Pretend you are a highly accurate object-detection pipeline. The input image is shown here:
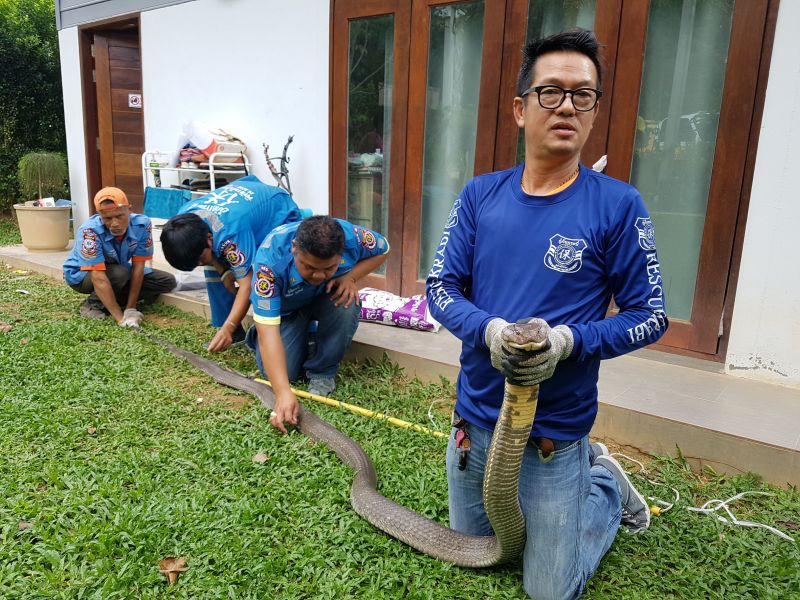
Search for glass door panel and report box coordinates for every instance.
[526,0,596,39]
[516,0,598,163]
[630,0,734,320]
[331,0,410,292]
[417,1,485,279]
[346,16,395,274]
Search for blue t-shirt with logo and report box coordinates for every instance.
[426,164,668,440]
[250,219,390,324]
[179,175,302,280]
[63,213,154,285]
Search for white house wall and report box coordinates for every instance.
[140,0,330,217]
[59,27,90,227]
[726,0,800,388]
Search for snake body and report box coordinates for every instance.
[149,320,548,567]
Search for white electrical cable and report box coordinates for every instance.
[613,453,680,514]
[686,491,795,542]
[426,400,451,432]
[609,454,793,540]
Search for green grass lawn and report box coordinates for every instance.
[0,248,798,598]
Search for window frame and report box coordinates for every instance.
[605,0,772,355]
[330,0,779,359]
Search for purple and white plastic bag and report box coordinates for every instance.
[358,287,440,332]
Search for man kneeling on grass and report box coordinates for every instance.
[63,187,176,327]
[246,215,389,432]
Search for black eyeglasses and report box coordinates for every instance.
[521,85,602,112]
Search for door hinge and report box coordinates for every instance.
[718,309,725,337]
[92,69,96,83]
[90,43,95,58]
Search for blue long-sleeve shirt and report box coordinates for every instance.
[426,164,668,440]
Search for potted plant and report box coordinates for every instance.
[13,152,71,251]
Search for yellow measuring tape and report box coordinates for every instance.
[254,378,448,439]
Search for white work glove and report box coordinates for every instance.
[485,318,512,372]
[499,320,574,386]
[119,308,144,328]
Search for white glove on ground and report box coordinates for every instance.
[119,308,144,328]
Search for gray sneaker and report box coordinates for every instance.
[79,299,106,319]
[307,377,336,397]
[595,454,651,533]
[589,441,609,465]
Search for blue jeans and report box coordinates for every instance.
[250,293,360,381]
[447,423,621,600]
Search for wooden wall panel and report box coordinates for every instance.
[109,67,142,88]
[94,31,145,212]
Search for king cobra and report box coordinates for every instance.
[149,318,549,567]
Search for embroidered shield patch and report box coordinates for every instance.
[220,239,246,267]
[354,227,377,250]
[544,234,588,274]
[635,217,656,251]
[254,265,276,298]
[80,229,98,259]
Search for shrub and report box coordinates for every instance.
[17,151,67,201]
[0,0,66,211]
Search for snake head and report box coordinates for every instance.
[502,318,550,352]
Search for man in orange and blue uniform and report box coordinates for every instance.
[63,187,176,326]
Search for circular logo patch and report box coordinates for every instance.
[635,217,656,251]
[254,265,276,298]
[355,227,377,250]
[80,229,98,259]
[220,239,245,267]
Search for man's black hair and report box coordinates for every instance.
[517,28,603,98]
[160,213,211,271]
[294,215,345,259]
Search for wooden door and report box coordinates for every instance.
[93,32,145,212]
[331,0,505,296]
[330,0,774,358]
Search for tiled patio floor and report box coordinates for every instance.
[2,239,798,488]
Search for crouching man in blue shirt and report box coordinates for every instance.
[63,187,176,327]
[426,29,668,599]
[247,215,389,432]
[160,176,304,352]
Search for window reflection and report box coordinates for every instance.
[418,2,485,279]
[631,0,734,319]
[346,15,394,278]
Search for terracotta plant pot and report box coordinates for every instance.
[13,204,71,251]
